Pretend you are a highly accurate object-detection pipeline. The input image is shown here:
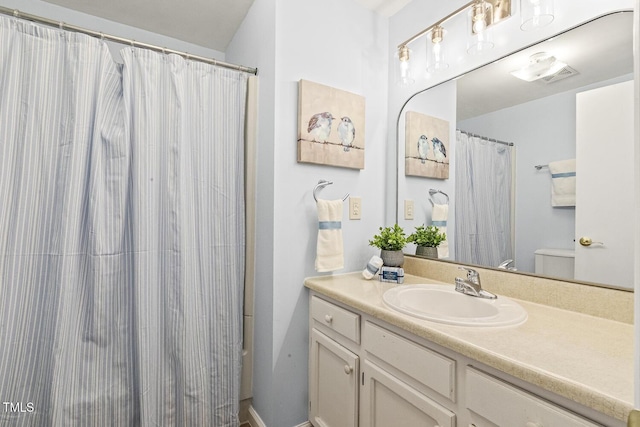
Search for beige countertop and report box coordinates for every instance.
[304,272,635,422]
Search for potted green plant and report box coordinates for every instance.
[408,225,446,258]
[368,224,407,267]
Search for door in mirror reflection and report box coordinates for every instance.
[574,80,634,288]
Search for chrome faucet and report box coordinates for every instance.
[455,267,497,299]
[497,259,517,271]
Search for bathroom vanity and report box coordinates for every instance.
[305,268,633,427]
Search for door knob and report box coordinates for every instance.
[579,237,603,247]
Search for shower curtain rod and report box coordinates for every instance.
[0,6,258,75]
[457,130,514,147]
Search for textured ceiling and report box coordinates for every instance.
[43,0,255,51]
[43,0,408,52]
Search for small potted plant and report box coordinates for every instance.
[368,224,408,267]
[408,225,446,258]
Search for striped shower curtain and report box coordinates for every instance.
[0,16,247,427]
[454,131,513,268]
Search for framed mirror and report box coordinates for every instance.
[396,11,634,290]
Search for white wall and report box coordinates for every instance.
[227,1,389,426]
[226,0,278,424]
[635,0,640,408]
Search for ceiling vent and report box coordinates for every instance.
[539,66,579,84]
[510,52,572,82]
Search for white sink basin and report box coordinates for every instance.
[382,284,527,327]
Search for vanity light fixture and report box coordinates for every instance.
[509,52,567,82]
[395,0,512,83]
[395,0,556,84]
[520,0,554,31]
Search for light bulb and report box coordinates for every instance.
[426,26,448,73]
[475,20,486,33]
[395,46,414,86]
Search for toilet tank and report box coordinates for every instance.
[534,249,575,280]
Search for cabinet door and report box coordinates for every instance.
[309,328,359,427]
[361,360,456,427]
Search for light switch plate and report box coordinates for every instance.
[349,197,362,220]
[404,200,414,220]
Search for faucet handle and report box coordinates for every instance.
[458,266,480,283]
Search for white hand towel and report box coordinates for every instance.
[315,199,344,272]
[432,203,449,259]
[548,159,576,207]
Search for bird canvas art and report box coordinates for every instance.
[405,111,450,179]
[298,80,365,169]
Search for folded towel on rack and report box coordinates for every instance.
[548,159,576,207]
[315,199,344,272]
[432,203,449,259]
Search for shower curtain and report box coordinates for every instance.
[0,16,247,427]
[455,131,513,268]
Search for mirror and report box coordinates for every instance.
[396,12,634,290]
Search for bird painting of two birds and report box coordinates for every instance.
[405,111,450,179]
[298,80,365,170]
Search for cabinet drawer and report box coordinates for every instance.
[363,321,455,401]
[311,296,360,344]
[466,367,601,427]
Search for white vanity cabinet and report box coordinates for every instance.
[309,296,361,427]
[309,294,456,427]
[308,292,610,427]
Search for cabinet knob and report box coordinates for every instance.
[324,314,333,323]
[343,365,353,375]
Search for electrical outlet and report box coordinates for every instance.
[349,197,362,220]
[404,200,414,220]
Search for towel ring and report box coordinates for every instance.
[313,180,349,202]
[428,189,449,206]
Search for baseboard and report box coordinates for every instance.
[247,406,266,427]
[247,405,312,427]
